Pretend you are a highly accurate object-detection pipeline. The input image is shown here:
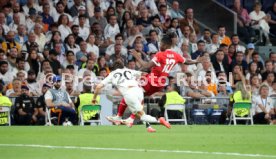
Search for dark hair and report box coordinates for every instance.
[217,25,225,29]
[252,52,259,57]
[0,60,8,66]
[66,50,74,56]
[161,32,176,46]
[197,40,205,45]
[57,14,69,26]
[219,43,228,48]
[115,33,123,40]
[112,61,124,70]
[149,29,158,35]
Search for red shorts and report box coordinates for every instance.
[140,74,165,96]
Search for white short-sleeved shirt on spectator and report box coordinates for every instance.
[0,71,15,85]
[44,88,73,104]
[58,25,72,41]
[78,26,90,41]
[87,44,99,58]
[253,95,273,114]
[104,24,120,43]
[105,44,128,56]
[236,45,246,53]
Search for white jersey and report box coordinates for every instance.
[101,68,141,94]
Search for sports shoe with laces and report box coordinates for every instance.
[159,117,171,129]
[121,117,134,128]
[147,126,156,133]
[106,116,122,125]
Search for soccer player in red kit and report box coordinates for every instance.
[107,32,201,131]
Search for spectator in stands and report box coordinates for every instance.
[120,12,133,37]
[142,15,162,37]
[65,80,80,96]
[89,6,107,30]
[136,8,151,30]
[97,56,110,75]
[226,44,236,64]
[204,71,218,96]
[14,85,36,125]
[76,40,88,68]
[179,8,200,35]
[22,0,42,17]
[250,74,261,97]
[184,79,212,99]
[169,18,184,45]
[40,3,54,28]
[211,49,230,75]
[109,44,127,66]
[65,34,80,55]
[14,25,28,47]
[169,0,183,19]
[26,8,37,33]
[269,52,276,72]
[86,34,99,58]
[249,2,271,46]
[196,57,216,82]
[231,34,246,53]
[230,51,248,73]
[54,1,73,23]
[104,14,120,44]
[9,13,21,33]
[0,12,9,35]
[73,6,89,27]
[262,72,275,93]
[26,69,39,95]
[35,83,52,125]
[45,75,77,125]
[48,49,62,75]
[232,0,255,43]
[58,14,72,41]
[0,49,5,61]
[69,0,83,18]
[188,33,198,54]
[217,25,231,46]
[78,59,97,78]
[22,32,36,53]
[245,43,260,65]
[5,78,22,97]
[262,60,276,81]
[200,28,212,44]
[77,15,90,41]
[91,22,109,53]
[62,51,78,71]
[105,33,127,60]
[33,23,46,52]
[206,33,220,54]
[77,70,96,92]
[147,30,160,53]
[1,31,21,53]
[253,84,274,124]
[158,4,171,24]
[245,62,262,84]
[191,40,205,60]
[13,2,26,25]
[0,60,15,85]
[267,2,276,36]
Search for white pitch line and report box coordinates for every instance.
[0,144,276,158]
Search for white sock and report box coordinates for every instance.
[140,114,158,123]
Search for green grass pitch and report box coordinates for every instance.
[0,125,276,159]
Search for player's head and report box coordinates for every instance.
[160,32,175,51]
[112,60,124,70]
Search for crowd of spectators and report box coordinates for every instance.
[0,0,276,125]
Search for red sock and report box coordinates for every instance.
[117,98,127,117]
[130,114,136,119]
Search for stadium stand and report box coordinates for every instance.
[0,0,276,126]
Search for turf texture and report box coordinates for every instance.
[0,125,275,159]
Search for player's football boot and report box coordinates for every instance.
[121,118,134,128]
[147,126,156,133]
[159,117,171,129]
[106,116,122,125]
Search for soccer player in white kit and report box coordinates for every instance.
[92,61,171,130]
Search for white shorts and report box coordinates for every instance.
[122,87,144,114]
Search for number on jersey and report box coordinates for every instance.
[113,71,132,84]
[162,59,176,73]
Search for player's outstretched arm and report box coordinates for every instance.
[130,50,155,69]
[184,56,204,65]
[92,83,104,104]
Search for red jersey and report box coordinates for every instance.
[147,49,185,87]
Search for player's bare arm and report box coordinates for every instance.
[92,83,104,104]
[130,49,155,69]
